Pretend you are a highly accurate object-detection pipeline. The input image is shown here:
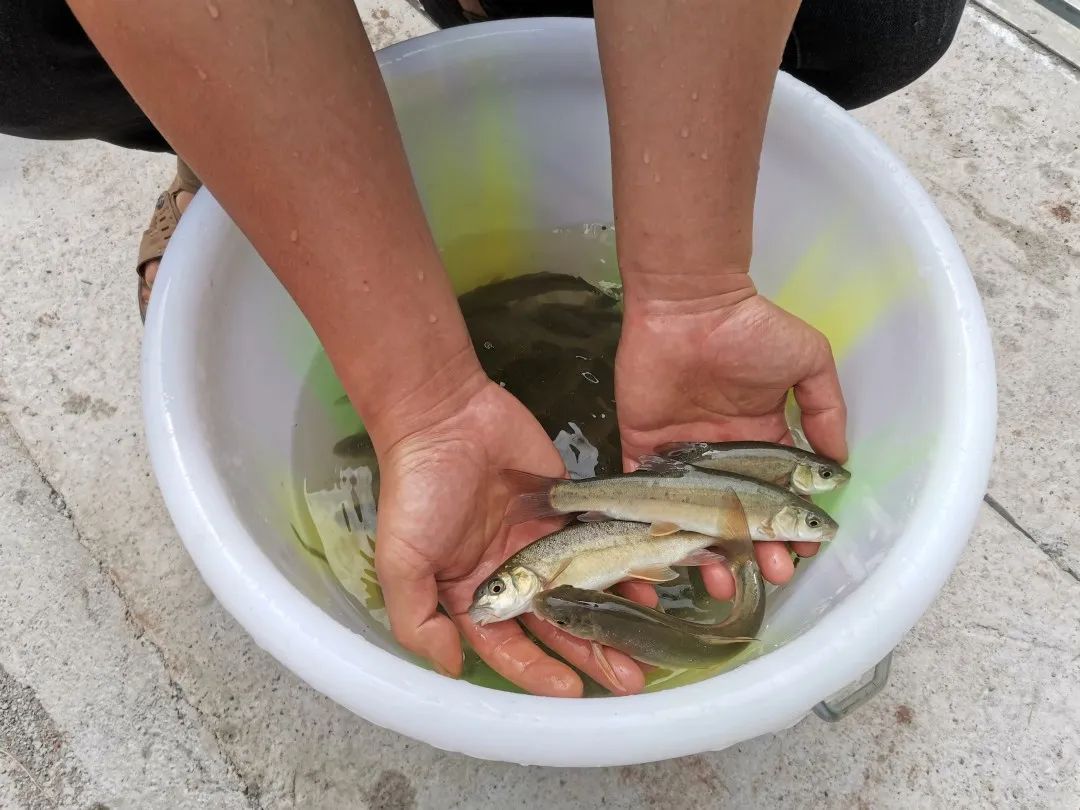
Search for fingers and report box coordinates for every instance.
[794,345,848,462]
[520,613,646,696]
[754,541,796,585]
[699,563,736,600]
[376,548,464,677]
[457,615,584,698]
[790,541,820,558]
[616,580,659,607]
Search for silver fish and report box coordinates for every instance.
[658,441,850,496]
[469,519,732,625]
[502,458,837,543]
[534,585,758,671]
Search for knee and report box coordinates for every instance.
[882,0,967,96]
[788,0,967,109]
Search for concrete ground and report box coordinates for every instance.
[1,2,1077,808]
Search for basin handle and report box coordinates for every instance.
[812,652,892,722]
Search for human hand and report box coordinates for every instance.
[371,375,646,697]
[614,288,847,601]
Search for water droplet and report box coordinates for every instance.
[483,341,494,350]
[206,0,220,19]
[680,126,690,138]
[581,371,599,384]
[417,270,425,281]
[499,381,506,388]
[361,281,371,293]
[700,150,709,161]
[289,229,298,242]
[642,151,651,165]
[690,90,699,101]
[653,172,661,183]
[196,66,208,81]
[428,314,438,324]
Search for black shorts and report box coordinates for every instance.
[0,0,966,153]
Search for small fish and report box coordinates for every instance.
[533,510,763,685]
[502,458,837,543]
[468,520,734,626]
[657,441,850,496]
[533,585,759,671]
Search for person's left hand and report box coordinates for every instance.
[614,289,847,602]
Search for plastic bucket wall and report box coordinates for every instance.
[142,20,995,766]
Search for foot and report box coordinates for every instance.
[138,187,194,313]
[137,157,201,320]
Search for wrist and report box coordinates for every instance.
[621,256,758,319]
[343,339,489,453]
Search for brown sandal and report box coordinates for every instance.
[137,157,202,321]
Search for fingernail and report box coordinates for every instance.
[434,662,458,679]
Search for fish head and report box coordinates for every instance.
[792,460,851,495]
[468,566,541,625]
[531,586,600,638]
[771,503,838,542]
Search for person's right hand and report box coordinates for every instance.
[371,373,647,697]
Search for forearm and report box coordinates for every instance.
[69,0,481,444]
[594,0,799,309]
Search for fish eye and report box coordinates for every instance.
[820,469,833,479]
[489,581,504,595]
[807,516,820,528]
[555,619,568,627]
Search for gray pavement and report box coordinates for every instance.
[1,3,1077,808]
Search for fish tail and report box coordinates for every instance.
[655,441,706,459]
[634,454,691,473]
[501,469,563,524]
[716,559,766,639]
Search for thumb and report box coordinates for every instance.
[375,535,463,677]
[793,347,848,462]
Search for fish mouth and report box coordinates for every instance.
[831,471,852,487]
[467,605,502,626]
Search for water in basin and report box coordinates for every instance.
[287,225,854,694]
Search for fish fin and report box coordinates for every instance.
[790,464,815,494]
[759,515,777,539]
[627,565,680,583]
[655,441,707,457]
[635,454,690,474]
[576,510,610,523]
[545,557,574,587]
[714,489,752,541]
[648,521,682,538]
[674,548,728,567]
[591,642,625,693]
[501,469,561,524]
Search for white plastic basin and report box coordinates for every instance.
[142,19,996,766]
